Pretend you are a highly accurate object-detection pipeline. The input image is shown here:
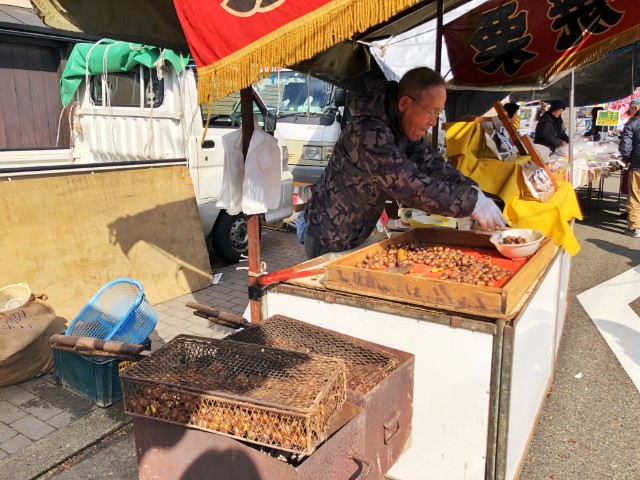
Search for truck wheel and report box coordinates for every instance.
[210,212,261,263]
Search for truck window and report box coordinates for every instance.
[89,67,164,108]
[200,91,265,128]
[255,71,333,115]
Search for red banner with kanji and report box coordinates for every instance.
[173,0,420,102]
[444,0,640,87]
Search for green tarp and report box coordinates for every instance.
[60,39,189,107]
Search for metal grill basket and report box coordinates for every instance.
[227,315,399,394]
[65,278,157,344]
[121,335,347,455]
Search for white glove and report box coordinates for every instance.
[471,187,507,231]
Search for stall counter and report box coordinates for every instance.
[251,246,570,480]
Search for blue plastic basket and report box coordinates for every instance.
[65,278,157,344]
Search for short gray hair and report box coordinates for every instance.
[398,67,445,99]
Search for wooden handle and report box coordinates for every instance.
[185,302,249,326]
[193,311,243,329]
[258,267,325,285]
[49,334,146,356]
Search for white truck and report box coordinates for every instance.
[0,45,293,264]
[251,70,346,185]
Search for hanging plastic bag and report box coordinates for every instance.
[521,160,555,203]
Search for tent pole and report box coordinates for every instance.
[568,69,575,185]
[632,42,637,99]
[241,87,264,324]
[432,0,444,151]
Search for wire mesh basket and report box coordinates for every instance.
[227,315,399,394]
[121,335,347,455]
[0,283,31,312]
[65,278,157,344]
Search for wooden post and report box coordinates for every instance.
[432,0,444,151]
[493,101,558,191]
[240,87,263,324]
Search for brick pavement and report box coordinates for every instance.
[0,226,306,475]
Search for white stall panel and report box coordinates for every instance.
[264,294,494,480]
[555,250,571,355]
[506,256,561,480]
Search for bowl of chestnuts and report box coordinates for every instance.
[489,228,545,259]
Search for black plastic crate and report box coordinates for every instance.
[52,337,151,407]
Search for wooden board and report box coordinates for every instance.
[324,228,554,319]
[0,166,212,321]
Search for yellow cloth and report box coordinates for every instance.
[446,122,583,255]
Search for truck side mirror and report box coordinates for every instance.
[334,88,347,107]
[263,110,277,134]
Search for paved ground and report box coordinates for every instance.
[1,174,639,479]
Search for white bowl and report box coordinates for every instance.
[490,229,545,259]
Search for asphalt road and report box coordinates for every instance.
[519,175,640,480]
[37,175,640,480]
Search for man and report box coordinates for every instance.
[303,67,507,259]
[619,99,640,238]
[533,100,569,153]
[583,106,604,142]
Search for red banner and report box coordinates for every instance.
[173,0,421,102]
[444,0,640,87]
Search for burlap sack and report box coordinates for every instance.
[0,295,67,387]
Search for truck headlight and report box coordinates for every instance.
[302,145,333,162]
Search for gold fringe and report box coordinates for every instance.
[545,25,640,80]
[196,0,420,103]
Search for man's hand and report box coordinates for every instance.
[471,188,508,231]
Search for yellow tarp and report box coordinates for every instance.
[446,122,583,255]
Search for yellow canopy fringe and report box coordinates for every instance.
[545,24,640,79]
[197,0,420,103]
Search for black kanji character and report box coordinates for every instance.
[470,1,536,76]
[548,0,623,51]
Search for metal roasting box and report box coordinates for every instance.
[120,335,347,455]
[227,315,415,478]
[133,403,368,480]
[323,228,555,319]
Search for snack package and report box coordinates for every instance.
[521,160,555,202]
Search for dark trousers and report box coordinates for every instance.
[628,169,640,230]
[304,228,331,259]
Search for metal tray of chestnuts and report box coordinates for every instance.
[323,227,555,319]
[120,335,347,455]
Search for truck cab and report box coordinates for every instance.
[252,70,346,185]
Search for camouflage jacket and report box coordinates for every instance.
[304,81,479,252]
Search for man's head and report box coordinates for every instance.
[548,100,566,118]
[630,99,640,115]
[503,102,520,123]
[397,67,446,142]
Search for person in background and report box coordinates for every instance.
[529,102,548,138]
[583,106,604,141]
[303,67,507,259]
[618,99,640,238]
[502,102,520,130]
[534,100,569,153]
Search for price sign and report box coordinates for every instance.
[596,110,619,126]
